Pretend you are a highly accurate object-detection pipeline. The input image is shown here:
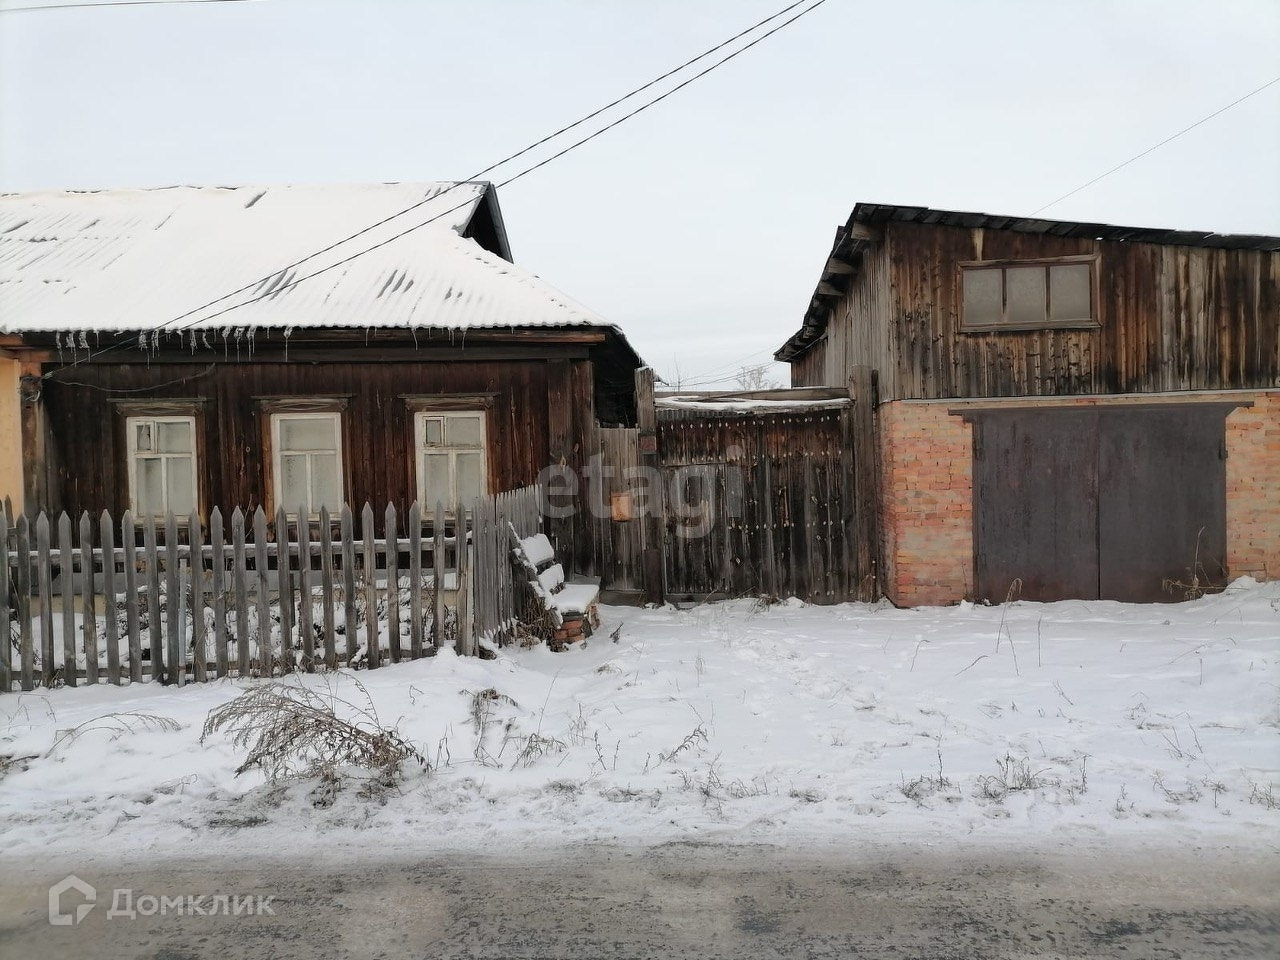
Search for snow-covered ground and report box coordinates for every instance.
[2,580,1277,860]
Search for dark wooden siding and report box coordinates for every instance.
[37,358,596,529]
[791,221,1279,400]
[790,342,827,387]
[790,243,895,393]
[889,222,1279,399]
[656,404,875,603]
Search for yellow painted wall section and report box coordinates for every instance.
[0,359,21,513]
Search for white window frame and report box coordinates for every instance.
[414,410,489,511]
[270,411,345,518]
[125,415,199,518]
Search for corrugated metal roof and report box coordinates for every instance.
[850,202,1280,252]
[0,182,613,334]
[775,201,1280,362]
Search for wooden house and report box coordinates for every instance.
[776,203,1280,605]
[0,182,642,575]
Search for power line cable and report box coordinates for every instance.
[1,0,252,12]
[172,0,830,330]
[47,0,815,354]
[1031,74,1280,216]
[675,349,783,387]
[42,0,830,376]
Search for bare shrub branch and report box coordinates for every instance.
[201,677,425,782]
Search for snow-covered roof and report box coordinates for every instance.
[0,182,615,335]
[656,394,851,413]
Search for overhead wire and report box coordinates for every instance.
[41,0,829,378]
[1031,74,1280,216]
[1,0,253,12]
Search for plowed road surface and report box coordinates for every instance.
[1,842,1275,958]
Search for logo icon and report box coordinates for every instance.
[48,875,96,926]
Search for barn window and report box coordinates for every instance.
[414,410,488,510]
[271,412,345,516]
[127,416,198,517]
[961,258,1097,331]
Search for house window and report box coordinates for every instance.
[127,416,198,517]
[271,412,345,516]
[961,258,1096,331]
[414,411,488,509]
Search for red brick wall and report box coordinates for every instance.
[879,392,1280,607]
[1226,393,1280,581]
[879,402,973,606]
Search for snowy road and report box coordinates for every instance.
[1,841,1275,959]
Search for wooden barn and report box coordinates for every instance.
[776,203,1280,605]
[0,182,641,579]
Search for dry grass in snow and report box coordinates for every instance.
[1,578,1277,858]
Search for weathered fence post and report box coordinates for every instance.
[188,508,206,684]
[635,367,664,605]
[176,557,188,686]
[340,505,357,666]
[473,498,490,642]
[275,506,294,674]
[57,513,76,688]
[385,502,400,664]
[100,511,121,685]
[210,507,228,679]
[1,510,13,693]
[297,508,314,672]
[143,515,163,684]
[408,501,423,659]
[319,506,337,670]
[15,516,34,691]
[432,501,445,650]
[79,512,97,687]
[36,514,55,687]
[121,511,142,684]
[253,507,272,678]
[361,503,379,669]
[456,497,472,657]
[164,512,182,686]
[231,508,250,677]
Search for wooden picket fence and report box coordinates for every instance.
[0,485,542,693]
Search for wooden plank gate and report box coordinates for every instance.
[654,391,877,604]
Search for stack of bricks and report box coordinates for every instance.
[551,614,589,647]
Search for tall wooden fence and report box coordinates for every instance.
[655,394,878,604]
[0,486,541,693]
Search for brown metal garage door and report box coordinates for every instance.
[973,409,1100,601]
[973,405,1230,603]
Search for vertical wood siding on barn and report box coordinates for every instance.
[792,222,1279,401]
[790,243,895,395]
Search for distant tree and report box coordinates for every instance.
[734,363,780,392]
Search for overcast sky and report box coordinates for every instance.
[2,0,1277,387]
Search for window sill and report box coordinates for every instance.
[960,320,1101,334]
